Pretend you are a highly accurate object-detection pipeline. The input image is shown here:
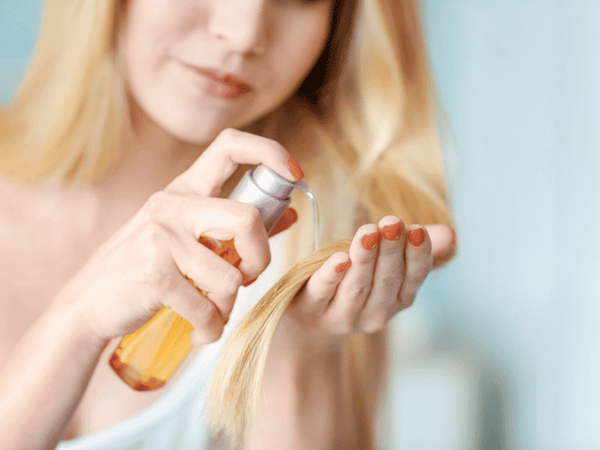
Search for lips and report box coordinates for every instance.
[184,65,252,99]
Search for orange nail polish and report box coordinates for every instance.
[450,227,457,244]
[362,229,381,250]
[381,222,403,240]
[288,207,298,223]
[268,208,298,238]
[336,260,352,273]
[407,228,425,247]
[243,278,257,287]
[287,157,304,181]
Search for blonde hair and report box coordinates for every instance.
[0,0,127,182]
[207,0,456,447]
[208,240,354,448]
[1,0,455,447]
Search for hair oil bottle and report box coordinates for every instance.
[109,164,318,391]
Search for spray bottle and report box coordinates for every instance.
[109,164,318,391]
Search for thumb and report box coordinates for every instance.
[424,224,457,269]
[267,207,298,238]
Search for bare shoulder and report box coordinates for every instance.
[0,176,43,357]
[0,176,36,263]
[0,177,89,356]
[0,176,64,258]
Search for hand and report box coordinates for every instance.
[56,129,301,345]
[272,216,456,358]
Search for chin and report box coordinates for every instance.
[171,124,223,145]
[151,109,229,145]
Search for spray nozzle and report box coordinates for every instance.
[228,164,320,252]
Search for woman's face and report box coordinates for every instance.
[119,0,335,143]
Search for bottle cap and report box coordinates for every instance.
[251,164,296,200]
[228,165,295,233]
[228,164,319,251]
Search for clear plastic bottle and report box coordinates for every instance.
[109,165,315,391]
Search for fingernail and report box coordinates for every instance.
[381,221,403,241]
[287,157,304,181]
[407,228,425,247]
[450,227,457,244]
[267,208,298,238]
[336,259,352,273]
[288,207,298,223]
[243,278,257,287]
[278,209,298,228]
[270,217,291,236]
[362,229,381,250]
[223,317,229,325]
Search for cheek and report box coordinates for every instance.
[278,18,330,84]
[120,1,204,137]
[121,3,170,106]
[270,9,333,94]
[122,1,162,73]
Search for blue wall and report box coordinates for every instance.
[0,0,43,104]
[393,1,600,448]
[2,1,600,448]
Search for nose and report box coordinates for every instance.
[208,0,269,57]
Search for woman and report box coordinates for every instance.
[0,0,456,448]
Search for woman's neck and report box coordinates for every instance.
[93,97,208,200]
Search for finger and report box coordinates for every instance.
[425,224,457,269]
[267,207,298,238]
[323,224,380,327]
[358,216,405,333]
[167,128,304,196]
[395,225,433,312]
[148,193,272,283]
[159,269,226,345]
[173,236,244,322]
[291,252,351,317]
[199,201,270,282]
[424,224,456,257]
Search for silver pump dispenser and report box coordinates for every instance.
[228,164,319,251]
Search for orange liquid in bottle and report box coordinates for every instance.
[109,236,242,391]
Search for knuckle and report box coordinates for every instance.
[347,284,370,299]
[219,265,244,296]
[361,316,387,334]
[194,298,222,328]
[138,221,170,248]
[144,191,177,216]
[237,203,263,230]
[155,270,181,294]
[398,292,416,309]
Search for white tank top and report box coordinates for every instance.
[57,232,287,450]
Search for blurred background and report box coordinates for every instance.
[2,1,599,448]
